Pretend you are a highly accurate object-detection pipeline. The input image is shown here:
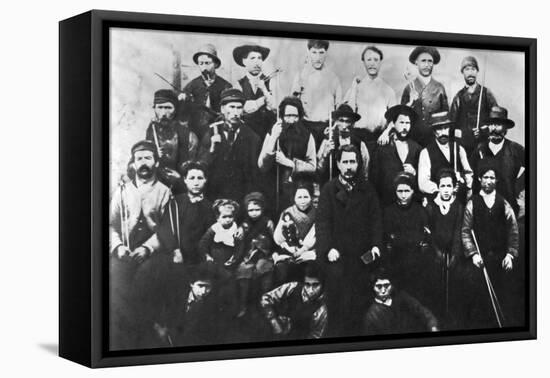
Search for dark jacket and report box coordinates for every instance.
[316,177,383,264]
[198,121,261,202]
[401,77,448,147]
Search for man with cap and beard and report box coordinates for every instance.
[418,111,473,201]
[258,96,317,213]
[233,43,277,141]
[470,106,525,216]
[371,104,422,206]
[316,144,383,336]
[449,56,499,156]
[179,44,232,140]
[291,40,343,150]
[317,103,370,186]
[145,89,199,193]
[198,88,261,203]
[461,160,521,328]
[401,46,449,147]
[108,140,171,350]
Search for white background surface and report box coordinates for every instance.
[1,0,546,376]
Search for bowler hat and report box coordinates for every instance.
[332,104,361,123]
[409,46,441,65]
[193,44,221,68]
[233,44,270,67]
[153,89,178,107]
[429,111,454,128]
[482,106,515,129]
[385,104,418,124]
[219,88,246,105]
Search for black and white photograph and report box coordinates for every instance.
[107,25,529,352]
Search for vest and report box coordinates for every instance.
[426,142,464,180]
[472,193,507,258]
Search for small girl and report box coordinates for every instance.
[235,192,275,317]
[273,180,317,284]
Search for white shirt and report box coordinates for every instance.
[395,139,409,164]
[479,189,496,209]
[488,140,505,155]
[418,141,473,194]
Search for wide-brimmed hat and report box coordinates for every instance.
[384,104,418,124]
[193,44,221,68]
[331,104,361,123]
[409,46,441,65]
[429,111,454,128]
[482,106,515,129]
[232,44,270,67]
[219,88,246,105]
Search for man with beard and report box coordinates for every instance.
[343,46,397,146]
[291,40,342,149]
[470,106,524,215]
[461,161,520,328]
[418,111,473,201]
[371,105,422,206]
[179,44,232,140]
[401,46,449,147]
[108,140,171,350]
[198,88,261,203]
[317,104,370,185]
[316,144,383,336]
[258,96,316,213]
[260,262,328,340]
[449,56,498,156]
[362,268,439,336]
[145,89,199,193]
[233,43,277,141]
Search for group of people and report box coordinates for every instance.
[109,40,526,350]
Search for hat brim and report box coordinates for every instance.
[233,45,270,67]
[385,105,418,124]
[483,117,515,129]
[193,52,221,68]
[409,47,441,65]
[331,110,361,123]
[430,120,454,128]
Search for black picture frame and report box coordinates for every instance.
[59,9,537,368]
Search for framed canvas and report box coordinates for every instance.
[59,9,536,368]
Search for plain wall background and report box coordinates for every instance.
[110,28,525,190]
[1,0,546,376]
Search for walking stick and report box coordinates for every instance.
[118,180,130,250]
[151,122,162,159]
[474,55,488,136]
[471,230,505,328]
[275,72,281,213]
[328,108,334,180]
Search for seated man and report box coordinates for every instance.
[260,262,328,340]
[362,268,439,336]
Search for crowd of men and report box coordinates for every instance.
[109,40,526,350]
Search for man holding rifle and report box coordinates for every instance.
[461,160,520,328]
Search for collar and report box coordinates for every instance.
[338,175,355,192]
[418,75,432,86]
[479,190,497,208]
[187,193,204,203]
[212,222,238,246]
[134,176,156,188]
[434,193,455,215]
[488,139,505,155]
[375,297,393,307]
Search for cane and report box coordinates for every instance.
[328,108,334,180]
[151,122,162,158]
[471,230,504,328]
[118,180,130,250]
[474,55,488,136]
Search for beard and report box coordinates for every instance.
[396,130,409,141]
[488,133,505,143]
[136,166,154,179]
[465,76,476,85]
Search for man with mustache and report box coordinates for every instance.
[198,88,261,203]
[461,160,520,328]
[343,46,397,147]
[470,106,525,215]
[145,89,199,193]
[418,111,473,200]
[449,56,498,156]
[179,44,232,140]
[233,43,277,141]
[108,140,171,349]
[401,46,449,147]
[291,40,342,150]
[317,104,370,185]
[316,144,383,336]
[258,96,316,213]
[371,104,422,206]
